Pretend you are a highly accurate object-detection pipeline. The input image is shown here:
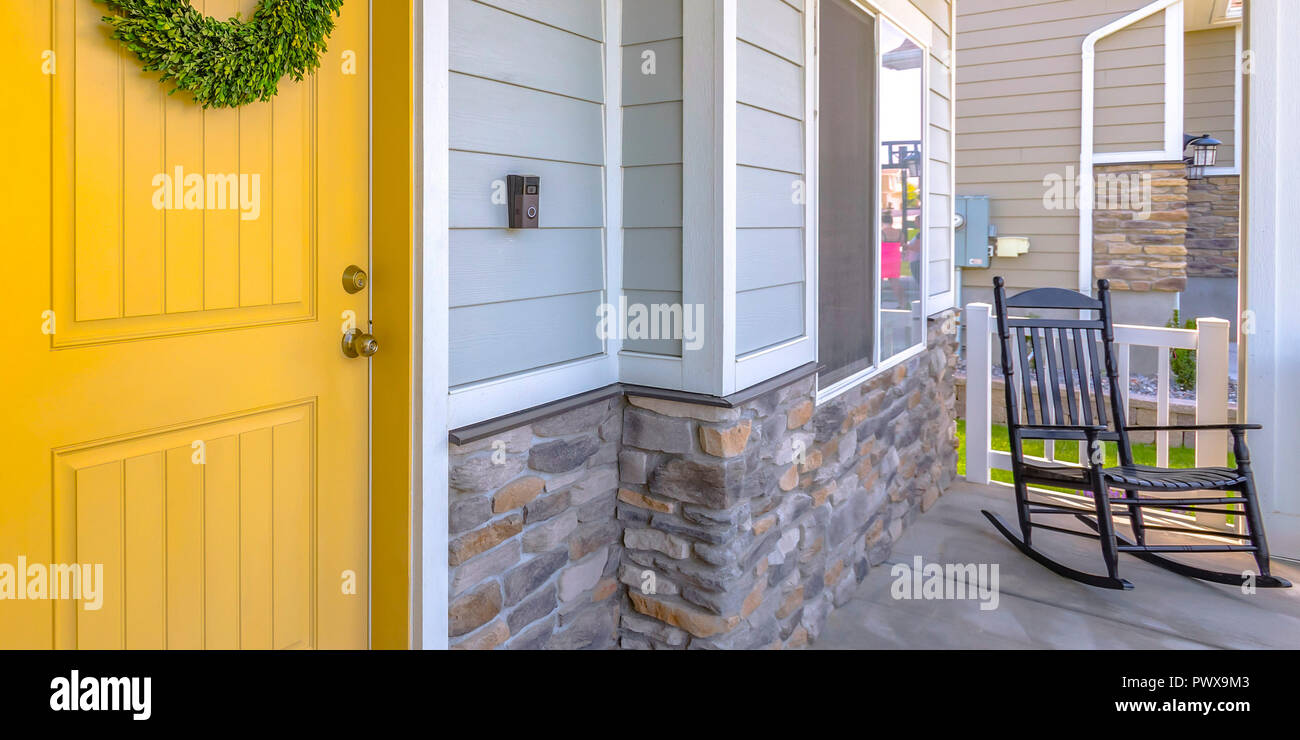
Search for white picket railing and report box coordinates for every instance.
[964,302,1232,496]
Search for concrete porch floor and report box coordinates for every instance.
[814,480,1300,649]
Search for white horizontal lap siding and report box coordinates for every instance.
[1184,27,1237,168]
[956,0,1158,295]
[448,0,607,390]
[735,0,806,357]
[918,1,955,307]
[623,0,684,357]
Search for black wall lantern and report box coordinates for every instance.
[902,149,922,179]
[1183,133,1222,180]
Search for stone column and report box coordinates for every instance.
[1186,176,1240,278]
[616,315,960,649]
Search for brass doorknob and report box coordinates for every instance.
[342,329,379,358]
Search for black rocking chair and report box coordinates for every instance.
[981,277,1291,590]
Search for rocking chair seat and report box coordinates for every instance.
[1020,460,1247,491]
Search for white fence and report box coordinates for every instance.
[964,302,1232,489]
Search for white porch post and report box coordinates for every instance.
[1243,0,1300,559]
[417,0,451,649]
[1194,317,1229,468]
[965,303,993,485]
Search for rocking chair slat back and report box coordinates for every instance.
[1072,328,1094,427]
[992,279,1128,444]
[1015,327,1036,424]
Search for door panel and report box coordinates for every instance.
[2,0,370,649]
[54,0,317,346]
[52,402,315,649]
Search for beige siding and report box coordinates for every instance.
[1094,13,1165,153]
[956,0,1161,294]
[1185,27,1236,168]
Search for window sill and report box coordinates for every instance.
[815,342,926,406]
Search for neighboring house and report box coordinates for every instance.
[956,0,1243,331]
[952,0,1300,563]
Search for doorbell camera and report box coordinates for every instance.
[507,175,540,229]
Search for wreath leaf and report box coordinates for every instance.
[98,0,345,109]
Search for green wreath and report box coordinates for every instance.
[99,0,345,109]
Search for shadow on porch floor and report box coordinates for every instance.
[813,480,1300,649]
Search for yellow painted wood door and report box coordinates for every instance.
[0,0,371,649]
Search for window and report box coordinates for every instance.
[878,21,925,360]
[816,2,926,395]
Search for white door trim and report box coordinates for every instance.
[416,0,450,650]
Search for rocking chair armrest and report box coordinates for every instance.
[1123,424,1262,432]
[1019,424,1107,433]
[1017,424,1108,442]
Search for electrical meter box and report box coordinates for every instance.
[955,195,991,268]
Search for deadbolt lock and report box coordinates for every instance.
[342,265,369,294]
[342,329,379,358]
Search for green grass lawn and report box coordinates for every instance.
[956,418,1231,486]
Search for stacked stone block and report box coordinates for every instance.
[1092,162,1188,292]
[1186,176,1239,278]
[616,314,960,649]
[447,398,624,649]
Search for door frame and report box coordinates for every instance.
[370,0,424,648]
[371,0,452,651]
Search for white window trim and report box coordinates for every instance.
[733,0,818,393]
[811,0,932,406]
[679,0,735,396]
[445,1,622,429]
[1079,0,1185,297]
[817,342,926,405]
[1093,1,1186,164]
[925,0,958,314]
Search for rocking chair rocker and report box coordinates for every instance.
[981,277,1291,590]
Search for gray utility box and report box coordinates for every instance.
[956,195,991,268]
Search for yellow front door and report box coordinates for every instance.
[1,0,371,649]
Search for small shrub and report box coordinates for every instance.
[1166,310,1196,389]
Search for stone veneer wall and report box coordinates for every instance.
[447,313,959,649]
[447,397,625,649]
[1185,175,1239,278]
[616,314,959,649]
[1092,162,1188,292]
